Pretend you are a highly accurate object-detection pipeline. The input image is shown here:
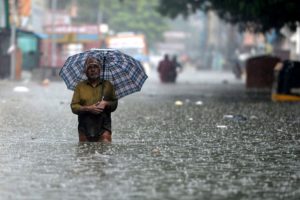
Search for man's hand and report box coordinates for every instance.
[86,104,103,114]
[80,101,110,114]
[96,100,110,111]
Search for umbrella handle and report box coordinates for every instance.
[102,56,106,80]
[101,56,106,100]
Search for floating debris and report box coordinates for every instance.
[185,99,191,104]
[250,115,258,120]
[195,101,203,105]
[223,114,247,122]
[175,100,183,106]
[144,116,151,120]
[223,115,234,119]
[222,79,229,84]
[151,147,161,155]
[13,86,29,93]
[216,125,227,129]
[42,78,50,86]
[232,115,247,122]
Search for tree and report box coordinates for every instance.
[73,0,168,47]
[157,0,300,32]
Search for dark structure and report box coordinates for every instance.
[0,29,10,78]
[246,55,281,88]
[0,28,41,79]
[273,61,300,94]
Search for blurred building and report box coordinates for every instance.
[0,0,41,79]
[155,11,242,71]
[41,22,102,68]
[37,4,102,69]
[31,0,47,33]
[155,31,187,56]
[0,0,104,79]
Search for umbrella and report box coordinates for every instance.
[59,49,148,99]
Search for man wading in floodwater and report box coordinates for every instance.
[70,57,118,142]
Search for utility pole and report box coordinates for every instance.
[3,0,10,28]
[9,0,17,80]
[51,0,57,69]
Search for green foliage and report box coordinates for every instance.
[157,0,300,32]
[74,0,168,47]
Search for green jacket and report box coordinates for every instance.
[71,79,118,114]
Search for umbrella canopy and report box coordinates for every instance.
[59,49,148,99]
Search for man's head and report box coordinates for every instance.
[85,57,102,80]
[164,54,169,61]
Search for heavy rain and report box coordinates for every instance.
[0,0,300,200]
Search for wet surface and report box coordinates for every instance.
[0,70,299,199]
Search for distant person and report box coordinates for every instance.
[232,49,242,79]
[172,55,183,71]
[71,57,118,142]
[157,54,173,83]
[170,55,183,82]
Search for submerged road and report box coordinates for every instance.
[0,68,299,200]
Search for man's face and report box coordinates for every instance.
[86,61,101,80]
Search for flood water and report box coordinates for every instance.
[0,70,299,200]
